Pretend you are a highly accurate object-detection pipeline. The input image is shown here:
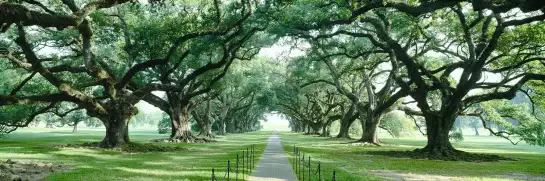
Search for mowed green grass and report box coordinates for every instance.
[280,132,545,181]
[0,128,271,181]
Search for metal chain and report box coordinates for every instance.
[211,145,256,181]
[293,145,336,181]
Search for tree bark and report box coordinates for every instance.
[170,106,195,142]
[98,100,136,148]
[72,122,78,133]
[337,109,357,139]
[358,114,381,144]
[474,126,479,136]
[298,123,306,132]
[337,121,351,138]
[100,115,130,148]
[417,114,457,153]
[198,121,214,138]
[217,120,226,135]
[320,124,330,137]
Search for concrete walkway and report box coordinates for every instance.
[249,131,297,181]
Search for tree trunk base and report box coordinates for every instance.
[328,137,355,141]
[366,148,512,162]
[197,132,216,139]
[344,139,381,146]
[99,140,130,148]
[318,133,331,137]
[152,136,216,143]
[336,133,351,139]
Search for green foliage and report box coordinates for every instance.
[481,100,545,146]
[349,121,362,136]
[85,118,103,128]
[157,114,171,134]
[449,132,464,142]
[380,111,413,138]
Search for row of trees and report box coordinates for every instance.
[0,0,285,147]
[1,0,545,156]
[272,0,545,155]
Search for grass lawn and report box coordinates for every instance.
[280,132,545,181]
[0,128,271,181]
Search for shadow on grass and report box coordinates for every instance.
[0,129,272,181]
[279,132,545,180]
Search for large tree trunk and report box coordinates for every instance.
[193,105,214,139]
[170,106,196,142]
[217,120,226,135]
[337,111,357,139]
[100,115,130,148]
[358,114,381,144]
[198,120,214,138]
[336,119,353,138]
[298,123,306,132]
[310,123,321,135]
[320,123,330,137]
[417,114,457,153]
[99,100,136,148]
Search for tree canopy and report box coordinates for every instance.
[1,0,544,158]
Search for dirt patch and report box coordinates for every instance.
[0,159,71,181]
[365,150,514,162]
[369,170,545,181]
[54,142,188,153]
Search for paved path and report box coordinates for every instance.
[249,131,297,181]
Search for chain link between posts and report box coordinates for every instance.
[211,145,255,181]
[294,145,337,181]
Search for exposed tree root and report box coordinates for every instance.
[366,149,515,162]
[343,140,381,146]
[196,133,216,140]
[152,136,217,143]
[53,142,188,153]
[328,137,355,141]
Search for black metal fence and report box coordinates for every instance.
[211,145,256,181]
[293,145,337,181]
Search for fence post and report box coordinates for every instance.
[250,145,255,171]
[236,154,239,181]
[246,148,249,172]
[332,170,336,181]
[294,147,298,175]
[242,150,245,176]
[297,151,300,179]
[211,168,215,181]
[318,162,321,181]
[302,153,305,181]
[227,160,230,181]
[308,156,310,181]
[252,145,255,169]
